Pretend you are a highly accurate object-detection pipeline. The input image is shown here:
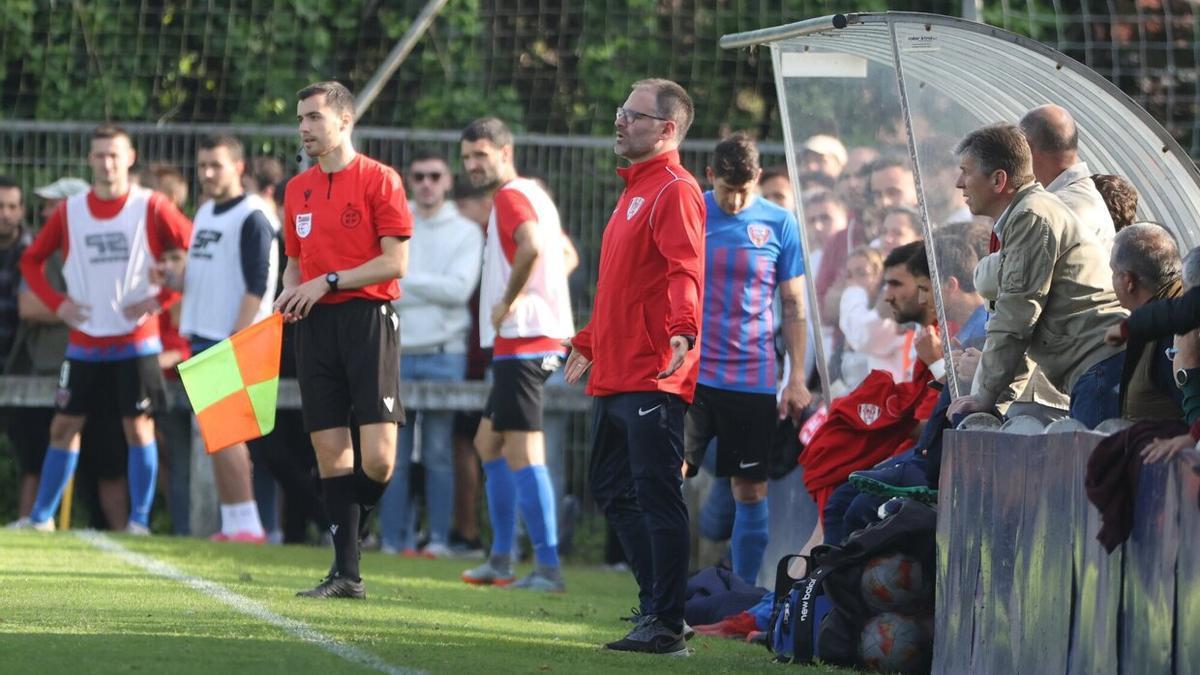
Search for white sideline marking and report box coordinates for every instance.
[77,531,421,675]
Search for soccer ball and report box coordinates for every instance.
[860,552,930,613]
[859,611,931,673]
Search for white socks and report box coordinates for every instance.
[220,500,265,536]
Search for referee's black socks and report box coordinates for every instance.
[323,474,362,581]
[354,470,390,509]
[354,470,390,544]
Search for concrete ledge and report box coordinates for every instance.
[0,375,592,412]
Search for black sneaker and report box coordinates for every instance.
[296,574,366,599]
[619,607,693,639]
[604,615,690,656]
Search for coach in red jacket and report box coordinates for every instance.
[564,78,705,656]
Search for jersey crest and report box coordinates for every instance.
[858,403,881,426]
[626,196,645,220]
[747,223,770,248]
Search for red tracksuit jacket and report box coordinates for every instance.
[571,150,705,402]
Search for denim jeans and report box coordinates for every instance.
[1069,351,1125,429]
[378,351,466,551]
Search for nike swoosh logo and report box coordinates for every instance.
[739,461,761,469]
[637,404,663,417]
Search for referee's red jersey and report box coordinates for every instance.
[283,154,413,303]
[571,150,705,402]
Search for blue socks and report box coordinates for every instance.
[732,499,770,585]
[482,458,517,557]
[29,446,79,524]
[127,441,159,527]
[514,464,560,568]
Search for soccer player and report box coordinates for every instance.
[683,133,811,586]
[171,134,279,543]
[16,123,192,533]
[274,81,412,599]
[564,79,705,655]
[458,117,574,592]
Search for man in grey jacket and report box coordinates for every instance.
[377,149,484,556]
[947,123,1127,429]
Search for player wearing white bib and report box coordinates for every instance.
[169,134,280,543]
[17,124,192,533]
[459,117,574,592]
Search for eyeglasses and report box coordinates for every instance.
[615,106,669,126]
[1167,346,1180,360]
[411,171,443,183]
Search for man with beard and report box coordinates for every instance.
[459,117,574,592]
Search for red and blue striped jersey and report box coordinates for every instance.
[699,192,804,394]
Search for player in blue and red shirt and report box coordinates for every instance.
[683,133,812,586]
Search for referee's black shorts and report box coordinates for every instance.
[684,384,777,481]
[294,299,404,432]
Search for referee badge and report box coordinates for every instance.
[296,213,313,238]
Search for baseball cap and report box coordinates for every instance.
[34,177,90,200]
[801,135,848,167]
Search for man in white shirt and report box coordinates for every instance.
[377,150,484,557]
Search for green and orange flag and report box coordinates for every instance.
[178,314,283,454]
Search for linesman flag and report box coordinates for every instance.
[178,314,283,454]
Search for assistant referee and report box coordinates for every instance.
[274,81,413,599]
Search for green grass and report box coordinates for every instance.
[0,531,846,674]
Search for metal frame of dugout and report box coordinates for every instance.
[720,12,1200,673]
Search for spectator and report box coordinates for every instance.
[947,123,1126,429]
[243,156,285,228]
[448,178,492,558]
[1108,223,1183,421]
[1019,104,1116,249]
[151,164,190,212]
[801,190,848,291]
[1091,173,1139,232]
[0,176,26,362]
[800,134,848,179]
[758,166,794,211]
[15,123,193,532]
[378,149,483,558]
[1133,247,1200,462]
[837,245,908,388]
[866,155,918,235]
[878,206,922,254]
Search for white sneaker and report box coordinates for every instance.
[125,522,151,536]
[7,517,55,532]
[421,542,454,559]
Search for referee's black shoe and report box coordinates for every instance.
[296,574,366,599]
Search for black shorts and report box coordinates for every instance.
[55,355,167,418]
[482,355,562,432]
[295,299,404,432]
[684,384,777,480]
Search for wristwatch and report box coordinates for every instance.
[325,271,340,293]
[1175,366,1200,388]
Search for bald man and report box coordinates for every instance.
[1019,104,1116,249]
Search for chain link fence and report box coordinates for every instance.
[6,1,1194,157]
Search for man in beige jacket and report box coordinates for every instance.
[946,123,1127,429]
